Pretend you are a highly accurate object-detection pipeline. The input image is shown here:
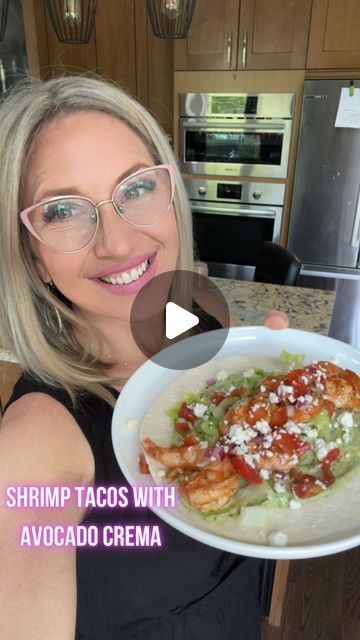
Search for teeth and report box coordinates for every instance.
[99,259,150,285]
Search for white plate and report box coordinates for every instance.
[112,327,360,560]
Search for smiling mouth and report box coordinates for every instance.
[98,258,151,285]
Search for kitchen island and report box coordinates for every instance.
[212,277,335,335]
[0,280,335,413]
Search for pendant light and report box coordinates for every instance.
[0,0,9,41]
[146,0,197,39]
[44,0,97,44]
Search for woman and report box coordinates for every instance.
[0,76,288,639]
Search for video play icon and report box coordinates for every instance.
[165,302,199,339]
[130,269,230,370]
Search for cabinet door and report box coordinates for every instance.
[307,0,360,68]
[174,0,239,70]
[238,0,312,70]
[95,0,136,96]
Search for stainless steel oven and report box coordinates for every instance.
[185,178,284,280]
[179,93,294,179]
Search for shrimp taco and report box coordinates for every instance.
[140,353,360,528]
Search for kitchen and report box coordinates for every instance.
[0,1,360,639]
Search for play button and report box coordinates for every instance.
[165,302,199,339]
[130,269,230,370]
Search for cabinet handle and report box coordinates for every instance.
[242,31,247,68]
[227,32,232,67]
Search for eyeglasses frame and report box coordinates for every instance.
[20,163,176,254]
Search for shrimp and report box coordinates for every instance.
[142,437,210,469]
[179,457,239,513]
[315,361,360,411]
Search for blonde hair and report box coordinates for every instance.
[0,75,194,407]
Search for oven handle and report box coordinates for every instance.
[181,121,286,131]
[191,205,277,218]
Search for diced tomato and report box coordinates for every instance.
[211,391,227,406]
[269,405,290,428]
[292,479,323,499]
[230,455,263,484]
[174,420,191,435]
[344,369,360,393]
[182,434,199,446]
[272,432,311,457]
[247,403,269,426]
[323,399,336,417]
[322,447,340,485]
[285,368,309,396]
[138,453,150,475]
[179,402,196,424]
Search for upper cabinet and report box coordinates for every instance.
[307,0,360,69]
[173,0,239,70]
[174,0,312,71]
[23,0,173,134]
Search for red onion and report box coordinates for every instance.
[206,377,216,387]
[203,446,226,461]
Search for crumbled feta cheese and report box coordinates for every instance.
[269,392,279,404]
[289,499,302,509]
[278,384,294,395]
[274,481,286,493]
[315,440,337,461]
[192,403,208,418]
[336,437,342,445]
[260,385,266,392]
[216,370,228,381]
[259,469,270,480]
[305,394,314,403]
[256,419,271,434]
[228,385,235,393]
[342,432,351,444]
[339,412,354,428]
[228,424,256,445]
[268,530,288,546]
[244,454,256,468]
[285,420,301,434]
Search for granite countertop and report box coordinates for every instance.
[0,279,335,363]
[211,277,335,336]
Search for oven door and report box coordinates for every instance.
[191,202,282,280]
[179,119,292,179]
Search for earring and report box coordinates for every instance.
[44,282,63,334]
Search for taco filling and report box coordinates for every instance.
[141,353,360,519]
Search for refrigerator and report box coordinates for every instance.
[287,79,360,349]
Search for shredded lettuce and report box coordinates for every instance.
[280,350,305,370]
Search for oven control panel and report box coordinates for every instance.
[184,178,285,206]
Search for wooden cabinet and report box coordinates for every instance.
[22,0,173,134]
[174,0,312,71]
[0,361,22,416]
[174,0,239,70]
[307,0,360,69]
[238,0,312,70]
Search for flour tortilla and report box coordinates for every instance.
[139,355,360,546]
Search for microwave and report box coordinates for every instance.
[179,93,294,179]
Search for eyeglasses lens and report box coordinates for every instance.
[113,167,172,226]
[27,167,172,252]
[28,197,97,252]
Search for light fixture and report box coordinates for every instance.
[44,0,97,44]
[146,0,197,39]
[0,0,9,41]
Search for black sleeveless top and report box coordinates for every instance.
[6,311,262,640]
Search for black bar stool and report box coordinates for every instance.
[254,241,302,286]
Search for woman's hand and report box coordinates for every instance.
[264,310,289,330]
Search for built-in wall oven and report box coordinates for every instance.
[185,178,285,280]
[179,93,294,179]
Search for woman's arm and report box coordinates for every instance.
[0,393,94,640]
